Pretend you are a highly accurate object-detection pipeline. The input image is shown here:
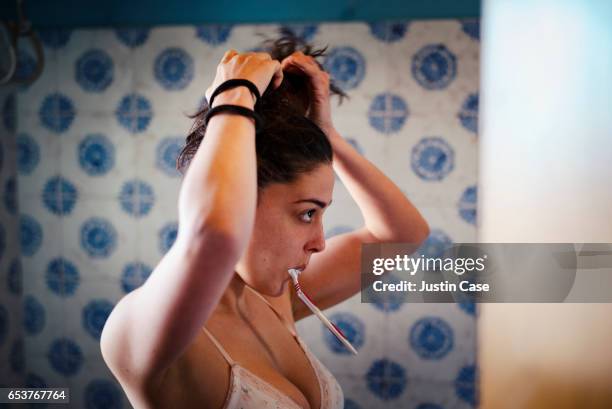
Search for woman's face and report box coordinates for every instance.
[235,163,335,296]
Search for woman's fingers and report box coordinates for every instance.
[281,53,329,89]
[282,54,321,76]
[280,57,305,74]
[221,49,238,63]
[255,51,272,60]
[270,60,284,89]
[212,50,287,96]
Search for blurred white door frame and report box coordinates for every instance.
[479,0,612,408]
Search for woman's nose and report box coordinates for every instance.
[307,224,326,253]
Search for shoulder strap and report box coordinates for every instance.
[245,285,298,337]
[202,326,236,366]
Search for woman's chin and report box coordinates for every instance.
[252,276,287,297]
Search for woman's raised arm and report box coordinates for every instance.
[100,51,282,390]
[281,52,430,319]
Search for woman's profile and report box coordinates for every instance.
[100,31,430,409]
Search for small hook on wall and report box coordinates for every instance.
[0,0,45,87]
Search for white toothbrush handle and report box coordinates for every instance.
[296,290,359,355]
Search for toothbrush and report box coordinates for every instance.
[288,268,358,355]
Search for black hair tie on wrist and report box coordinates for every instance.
[204,104,263,132]
[208,79,261,108]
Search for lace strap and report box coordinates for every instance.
[202,326,236,366]
[245,285,298,337]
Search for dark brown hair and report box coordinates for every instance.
[176,28,348,191]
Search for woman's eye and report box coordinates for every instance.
[301,209,316,222]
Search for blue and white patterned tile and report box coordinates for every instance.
[15,44,59,117]
[133,218,167,280]
[390,378,478,409]
[61,197,138,283]
[20,353,70,389]
[332,113,386,163]
[3,256,23,301]
[27,267,70,318]
[35,90,79,140]
[386,132,476,208]
[229,23,279,51]
[384,304,475,384]
[282,22,321,42]
[134,198,179,268]
[364,92,412,140]
[362,356,411,406]
[458,19,480,42]
[456,92,479,136]
[134,112,190,197]
[0,305,22,361]
[154,47,205,113]
[37,27,73,51]
[368,21,410,45]
[316,23,376,111]
[129,38,162,92]
[12,45,38,94]
[0,359,24,388]
[61,280,122,359]
[113,94,155,141]
[15,117,62,197]
[113,27,152,52]
[67,352,128,409]
[386,20,480,119]
[446,19,481,95]
[17,205,63,284]
[22,291,68,357]
[55,30,105,110]
[296,297,387,378]
[55,28,134,115]
[117,259,153,296]
[337,373,393,409]
[413,207,477,243]
[130,27,203,114]
[194,23,235,48]
[339,373,477,409]
[59,115,136,199]
[321,188,362,240]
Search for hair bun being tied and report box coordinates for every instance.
[256,27,348,117]
[258,71,311,117]
[176,28,345,177]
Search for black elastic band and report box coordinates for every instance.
[208,79,261,108]
[204,104,262,132]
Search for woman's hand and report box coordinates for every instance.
[206,50,284,108]
[281,51,335,135]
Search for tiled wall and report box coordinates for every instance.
[5,20,479,408]
[0,86,25,395]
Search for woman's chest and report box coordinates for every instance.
[162,315,323,409]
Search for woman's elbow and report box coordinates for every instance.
[399,218,430,246]
[417,221,430,245]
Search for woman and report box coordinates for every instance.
[101,33,430,409]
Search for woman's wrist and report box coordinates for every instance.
[211,87,256,109]
[322,126,342,143]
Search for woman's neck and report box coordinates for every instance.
[216,272,250,319]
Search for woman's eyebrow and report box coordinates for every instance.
[293,198,332,208]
